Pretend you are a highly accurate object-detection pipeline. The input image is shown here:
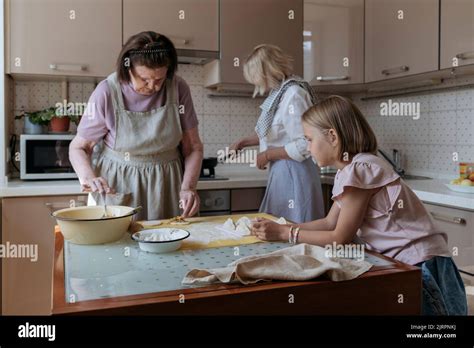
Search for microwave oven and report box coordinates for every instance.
[20,134,77,180]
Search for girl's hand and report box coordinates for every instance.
[180,189,200,218]
[256,151,270,170]
[81,176,114,193]
[251,218,287,241]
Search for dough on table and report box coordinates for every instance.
[276,217,287,225]
[223,218,235,230]
[140,220,163,227]
[169,216,191,225]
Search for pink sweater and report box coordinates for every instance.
[332,153,450,265]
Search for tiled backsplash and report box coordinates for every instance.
[11,64,262,159]
[353,85,474,179]
[10,64,474,179]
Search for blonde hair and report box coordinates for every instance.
[302,95,378,161]
[243,44,293,97]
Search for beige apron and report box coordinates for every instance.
[89,72,183,221]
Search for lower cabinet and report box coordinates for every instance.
[1,194,87,315]
[424,202,474,273]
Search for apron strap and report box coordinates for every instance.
[166,77,177,105]
[106,72,126,111]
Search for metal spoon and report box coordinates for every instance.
[101,191,108,218]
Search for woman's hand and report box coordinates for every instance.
[256,151,270,170]
[229,138,245,153]
[80,176,114,193]
[180,189,200,218]
[251,217,288,241]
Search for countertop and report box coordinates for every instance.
[1,164,473,211]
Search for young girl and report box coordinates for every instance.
[250,95,467,316]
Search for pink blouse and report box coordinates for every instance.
[332,153,450,265]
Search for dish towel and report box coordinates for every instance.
[182,243,373,285]
[255,75,319,139]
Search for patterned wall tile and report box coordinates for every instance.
[177,64,203,85]
[203,114,231,143]
[456,109,474,146]
[430,91,457,111]
[29,82,50,110]
[229,97,261,116]
[456,88,474,110]
[82,83,96,101]
[48,82,62,106]
[457,145,474,163]
[189,85,204,115]
[429,111,456,145]
[404,144,431,172]
[203,95,231,115]
[229,115,257,140]
[68,82,83,103]
[429,144,457,174]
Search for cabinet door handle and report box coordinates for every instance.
[316,76,349,82]
[430,212,466,225]
[168,36,190,45]
[49,63,87,72]
[381,65,409,76]
[455,51,474,60]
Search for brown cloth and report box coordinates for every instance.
[182,243,372,285]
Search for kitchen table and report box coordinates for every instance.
[52,213,421,315]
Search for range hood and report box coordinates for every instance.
[176,49,219,65]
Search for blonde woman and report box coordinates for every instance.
[230,44,324,223]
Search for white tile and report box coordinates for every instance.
[404,144,431,172]
[68,82,83,103]
[429,91,457,111]
[229,97,261,116]
[29,82,50,110]
[456,109,474,146]
[203,143,227,158]
[177,64,203,85]
[48,82,62,106]
[457,145,474,163]
[82,83,96,101]
[203,114,231,143]
[428,111,456,145]
[429,144,457,175]
[456,88,474,110]
[189,85,204,115]
[203,95,231,115]
[229,115,257,140]
[14,82,28,111]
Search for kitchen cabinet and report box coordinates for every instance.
[204,0,303,89]
[304,0,364,86]
[321,184,334,215]
[365,0,439,83]
[424,202,474,272]
[231,188,265,213]
[2,194,87,315]
[123,0,219,52]
[440,0,474,70]
[7,0,121,77]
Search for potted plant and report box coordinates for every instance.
[15,108,51,134]
[48,107,71,133]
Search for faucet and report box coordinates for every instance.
[378,148,405,176]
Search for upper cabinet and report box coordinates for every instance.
[365,0,439,83]
[204,0,303,89]
[123,0,219,53]
[440,0,474,70]
[8,0,122,77]
[304,0,364,86]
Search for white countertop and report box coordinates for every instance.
[1,165,473,211]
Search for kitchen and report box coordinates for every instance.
[0,0,474,344]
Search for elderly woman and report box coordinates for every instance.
[70,31,203,220]
[231,44,324,223]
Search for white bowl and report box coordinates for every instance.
[131,228,190,253]
[445,183,474,194]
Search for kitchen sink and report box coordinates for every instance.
[401,174,432,180]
